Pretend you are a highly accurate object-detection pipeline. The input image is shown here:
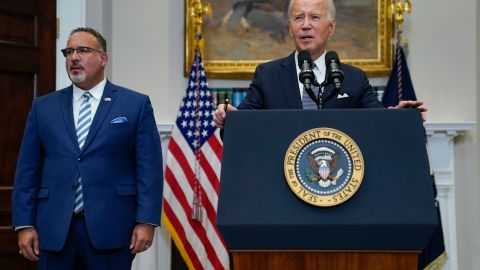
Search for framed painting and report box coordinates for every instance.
[185,0,393,79]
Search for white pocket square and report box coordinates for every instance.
[111,117,128,124]
[337,92,349,99]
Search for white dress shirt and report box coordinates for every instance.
[294,50,327,98]
[72,78,106,128]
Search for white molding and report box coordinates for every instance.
[424,122,475,270]
[157,124,174,135]
[424,122,475,137]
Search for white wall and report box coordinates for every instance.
[109,0,186,125]
[79,0,479,269]
[405,0,477,122]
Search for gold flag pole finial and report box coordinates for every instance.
[190,0,212,51]
[390,0,412,50]
[390,0,412,26]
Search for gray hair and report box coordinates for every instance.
[70,27,107,53]
[288,0,336,22]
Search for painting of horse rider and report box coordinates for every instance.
[203,0,377,61]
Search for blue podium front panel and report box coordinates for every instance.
[217,109,438,251]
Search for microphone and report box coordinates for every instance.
[298,51,316,89]
[325,51,344,90]
[297,51,319,107]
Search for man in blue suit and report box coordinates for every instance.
[213,0,426,127]
[12,27,163,270]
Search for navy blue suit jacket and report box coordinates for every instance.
[12,81,163,251]
[238,52,383,110]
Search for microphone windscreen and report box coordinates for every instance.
[325,51,341,65]
[298,51,312,68]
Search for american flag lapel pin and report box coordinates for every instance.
[104,97,112,102]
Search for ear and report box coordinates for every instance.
[101,53,108,67]
[328,18,336,37]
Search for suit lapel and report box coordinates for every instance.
[60,86,81,152]
[80,81,117,153]
[279,52,302,109]
[321,83,336,108]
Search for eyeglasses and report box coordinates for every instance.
[61,46,104,57]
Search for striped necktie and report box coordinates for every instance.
[74,92,92,214]
[301,64,321,110]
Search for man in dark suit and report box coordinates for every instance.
[213,0,425,127]
[12,27,163,270]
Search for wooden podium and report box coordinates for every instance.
[231,251,419,270]
[217,110,439,270]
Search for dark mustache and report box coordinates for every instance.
[70,60,84,69]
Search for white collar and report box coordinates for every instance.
[72,78,106,102]
[294,50,327,81]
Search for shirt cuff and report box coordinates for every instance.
[15,226,34,231]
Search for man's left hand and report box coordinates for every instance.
[389,100,428,121]
[130,223,155,254]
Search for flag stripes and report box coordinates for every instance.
[163,135,229,269]
[164,180,219,269]
[163,201,208,269]
[162,47,229,270]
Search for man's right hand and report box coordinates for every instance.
[213,103,237,128]
[18,228,40,261]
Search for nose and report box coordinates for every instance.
[301,17,312,29]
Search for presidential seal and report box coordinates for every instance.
[284,128,364,207]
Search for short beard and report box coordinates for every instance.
[69,72,86,84]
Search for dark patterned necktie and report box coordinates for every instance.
[302,85,319,110]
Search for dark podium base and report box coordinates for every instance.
[231,251,419,270]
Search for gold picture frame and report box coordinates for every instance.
[185,0,393,79]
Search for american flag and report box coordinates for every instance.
[162,47,229,270]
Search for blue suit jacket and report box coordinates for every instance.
[12,81,163,251]
[238,52,383,110]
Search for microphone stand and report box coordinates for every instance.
[302,72,331,110]
[314,80,326,109]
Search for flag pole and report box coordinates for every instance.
[189,0,212,222]
[390,0,412,102]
